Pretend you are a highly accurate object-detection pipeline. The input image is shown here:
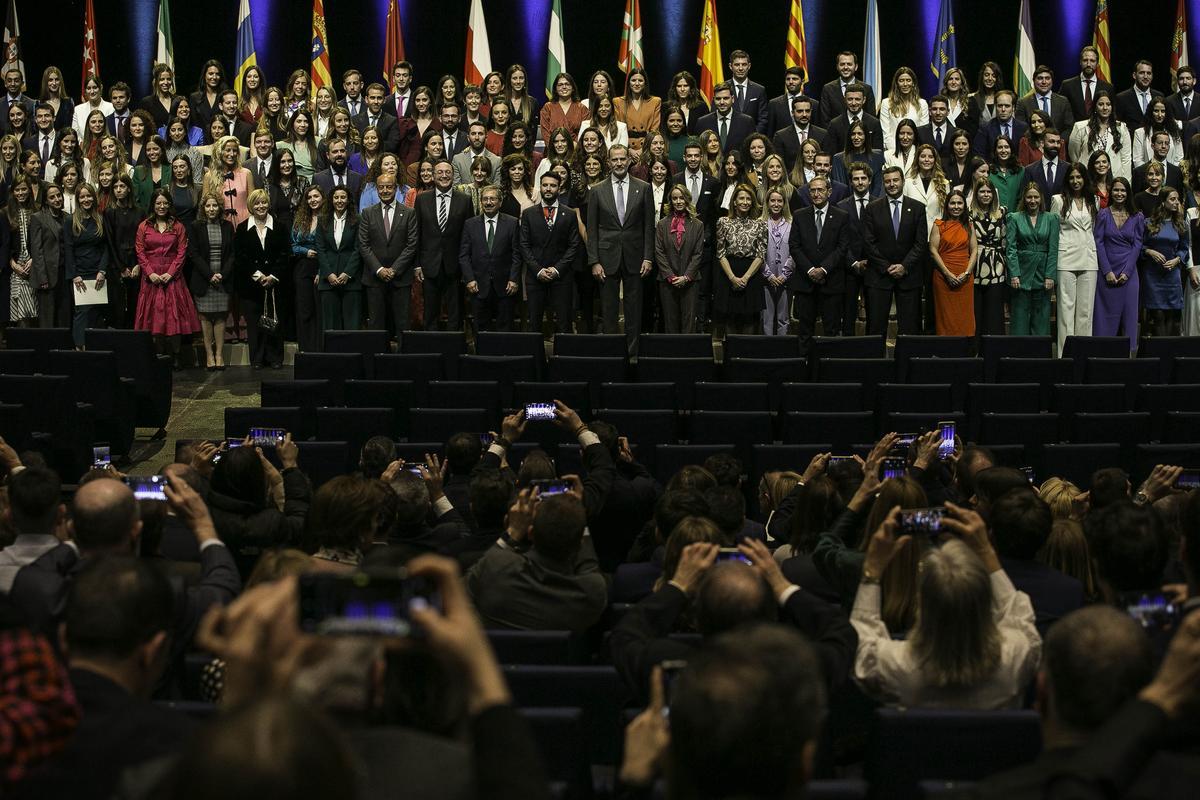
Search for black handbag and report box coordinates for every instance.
[258,286,279,332]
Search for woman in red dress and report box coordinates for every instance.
[135,188,200,369]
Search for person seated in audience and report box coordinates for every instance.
[953,444,996,505]
[622,487,711,569]
[1085,500,1171,605]
[611,538,856,703]
[384,456,471,561]
[0,466,65,593]
[760,469,804,549]
[851,502,1041,709]
[586,421,660,573]
[441,433,483,531]
[443,469,514,571]
[970,465,1033,517]
[1038,476,1084,520]
[708,485,768,544]
[1088,466,1131,510]
[15,556,196,800]
[1037,518,1098,603]
[357,435,397,480]
[988,488,1085,634]
[307,476,395,572]
[775,476,845,605]
[619,625,828,798]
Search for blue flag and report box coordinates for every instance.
[930,0,957,84]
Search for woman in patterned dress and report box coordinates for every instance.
[4,175,40,327]
[715,184,767,335]
[969,179,1008,337]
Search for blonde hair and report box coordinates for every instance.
[202,135,245,199]
[666,184,699,219]
[247,187,270,212]
[1037,519,1097,598]
[1039,477,1083,521]
[70,182,104,237]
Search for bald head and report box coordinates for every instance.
[71,478,141,552]
[696,562,775,636]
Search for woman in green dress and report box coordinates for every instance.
[988,135,1025,213]
[1006,181,1059,336]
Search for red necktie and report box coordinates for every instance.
[543,206,555,226]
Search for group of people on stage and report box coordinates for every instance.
[2,44,1199,360]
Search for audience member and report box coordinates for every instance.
[0,466,64,593]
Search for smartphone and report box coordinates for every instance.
[212,438,241,465]
[937,421,956,460]
[248,427,286,446]
[898,507,948,537]
[92,445,111,469]
[1019,466,1037,485]
[524,402,555,421]
[125,475,167,501]
[827,455,857,468]
[1174,470,1200,490]
[298,571,442,637]
[479,432,495,447]
[716,547,752,564]
[881,457,906,480]
[1122,593,1180,635]
[660,659,688,716]
[893,433,918,448]
[530,479,571,497]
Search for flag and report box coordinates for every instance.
[863,0,882,101]
[1172,0,1190,86]
[784,0,809,83]
[1013,0,1035,98]
[464,0,491,87]
[233,0,256,98]
[1093,0,1111,84]
[929,0,956,84]
[545,0,565,100]
[2,0,23,90]
[156,0,173,73]
[311,0,332,90]
[81,0,99,96]
[696,0,723,102]
[382,0,405,85]
[617,0,643,75]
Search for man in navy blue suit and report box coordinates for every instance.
[973,90,1027,157]
[697,83,756,155]
[312,139,363,203]
[104,82,133,146]
[727,50,768,133]
[461,186,522,332]
[836,164,875,336]
[1020,129,1067,198]
[793,153,850,209]
[521,173,581,334]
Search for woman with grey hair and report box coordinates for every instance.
[850,502,1041,709]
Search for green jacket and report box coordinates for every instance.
[1006,210,1059,286]
[989,168,1025,214]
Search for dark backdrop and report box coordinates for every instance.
[14,1,1191,102]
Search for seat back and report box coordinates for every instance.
[876,383,954,415]
[547,356,629,408]
[295,441,351,487]
[520,708,592,799]
[260,379,333,414]
[781,382,864,412]
[893,335,972,378]
[427,381,501,414]
[1052,384,1126,417]
[408,408,493,443]
[599,382,676,411]
[1165,411,1200,444]
[315,408,397,455]
[815,358,894,392]
[1071,413,1150,464]
[638,333,713,358]
[689,411,773,463]
[723,334,799,360]
[693,382,771,412]
[1172,356,1200,383]
[809,335,886,365]
[0,349,36,375]
[979,335,1052,380]
[592,409,678,470]
[553,333,627,358]
[457,355,538,404]
[7,328,75,360]
[654,444,736,485]
[635,357,715,410]
[995,357,1072,408]
[487,630,579,665]
[1042,443,1124,489]
[84,328,172,427]
[1062,335,1130,380]
[502,665,632,766]
[784,411,874,449]
[906,357,985,407]
[966,383,1040,441]
[343,380,414,437]
[321,330,391,376]
[1136,384,1200,441]
[475,331,547,373]
[722,358,808,409]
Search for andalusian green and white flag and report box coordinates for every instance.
[545,0,565,100]
[1013,0,1035,97]
[156,0,174,72]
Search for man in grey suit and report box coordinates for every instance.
[451,121,501,186]
[587,145,655,355]
[357,173,419,335]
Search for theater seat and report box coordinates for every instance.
[503,665,632,767]
[84,329,173,430]
[1042,443,1123,489]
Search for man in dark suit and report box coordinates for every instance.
[588,145,655,354]
[673,142,720,330]
[1017,66,1075,133]
[213,89,255,147]
[765,67,814,139]
[973,90,1028,156]
[354,83,401,154]
[461,186,522,332]
[1166,65,1199,127]
[358,173,419,333]
[1114,60,1163,128]
[1020,129,1067,198]
[823,82,885,155]
[789,177,849,355]
[697,82,756,154]
[819,51,878,127]
[518,173,579,333]
[727,49,768,133]
[862,166,928,335]
[1132,131,1186,194]
[382,60,416,118]
[1060,45,1114,122]
[916,95,957,157]
[414,160,473,330]
[104,82,133,146]
[243,129,278,190]
[837,164,875,336]
[771,95,827,172]
[24,104,58,176]
[586,420,661,573]
[13,555,195,800]
[439,103,469,158]
[793,152,850,208]
[0,67,35,135]
[312,138,363,203]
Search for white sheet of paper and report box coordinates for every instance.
[71,280,109,306]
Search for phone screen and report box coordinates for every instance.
[1020,466,1037,485]
[898,507,948,536]
[660,659,687,717]
[249,427,286,446]
[937,421,955,460]
[716,547,752,564]
[531,479,571,497]
[298,572,442,637]
[125,475,167,501]
[1175,470,1200,490]
[882,457,906,480]
[1123,593,1180,635]
[524,403,555,421]
[92,446,111,468]
[479,432,495,447]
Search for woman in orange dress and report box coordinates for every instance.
[614,67,661,156]
[539,73,589,141]
[929,188,978,335]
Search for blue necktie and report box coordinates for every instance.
[891,200,901,237]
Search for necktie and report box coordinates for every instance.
[815,208,824,238]
[41,135,49,165]
[117,115,127,140]
[486,217,495,251]
[1003,123,1011,140]
[369,115,377,128]
[736,84,745,111]
[851,115,860,125]
[690,173,699,202]
[1084,79,1093,111]
[1186,96,1192,119]
[383,204,392,238]
[1047,161,1055,186]
[798,127,807,143]
[934,127,943,149]
[543,205,555,227]
[891,200,901,237]
[858,197,867,217]
[615,179,626,225]
[446,133,455,152]
[336,173,344,188]
[1040,95,1050,114]
[1140,92,1148,114]
[258,161,267,185]
[397,95,405,116]
[841,83,848,97]
[438,194,448,230]
[719,116,728,147]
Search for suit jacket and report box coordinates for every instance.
[232,218,292,303]
[973,117,1029,157]
[818,79,878,127]
[214,116,255,147]
[441,128,469,158]
[382,89,416,119]
[312,167,364,202]
[28,209,64,289]
[1000,556,1085,637]
[1114,87,1164,128]
[793,179,850,209]
[311,216,362,292]
[451,148,501,186]
[765,93,817,138]
[788,204,849,292]
[1021,159,1068,199]
[837,193,873,270]
[1060,74,1114,122]
[243,154,279,191]
[695,110,756,153]
[771,124,828,172]
[357,201,419,287]
[1132,159,1185,195]
[824,112,885,156]
[589,460,661,572]
[519,203,580,282]
[413,189,472,279]
[1016,92,1075,133]
[1166,90,1200,125]
[186,218,234,297]
[352,110,403,156]
[585,175,655,275]
[729,79,769,132]
[460,212,522,297]
[861,195,929,290]
[671,170,721,243]
[653,213,705,284]
[916,121,958,157]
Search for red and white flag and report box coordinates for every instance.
[81,0,99,96]
[463,0,491,87]
[617,0,643,75]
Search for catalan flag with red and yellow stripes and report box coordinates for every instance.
[310,0,331,90]
[785,0,808,83]
[1093,0,1111,84]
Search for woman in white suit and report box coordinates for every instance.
[1051,163,1099,351]
[904,144,949,235]
[1067,91,1132,181]
[879,67,929,154]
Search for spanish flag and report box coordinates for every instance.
[696,0,723,102]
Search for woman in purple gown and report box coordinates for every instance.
[1092,177,1145,354]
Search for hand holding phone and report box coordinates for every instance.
[298,570,442,637]
[124,475,167,501]
[881,457,906,480]
[249,427,286,447]
[92,445,111,469]
[524,403,555,421]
